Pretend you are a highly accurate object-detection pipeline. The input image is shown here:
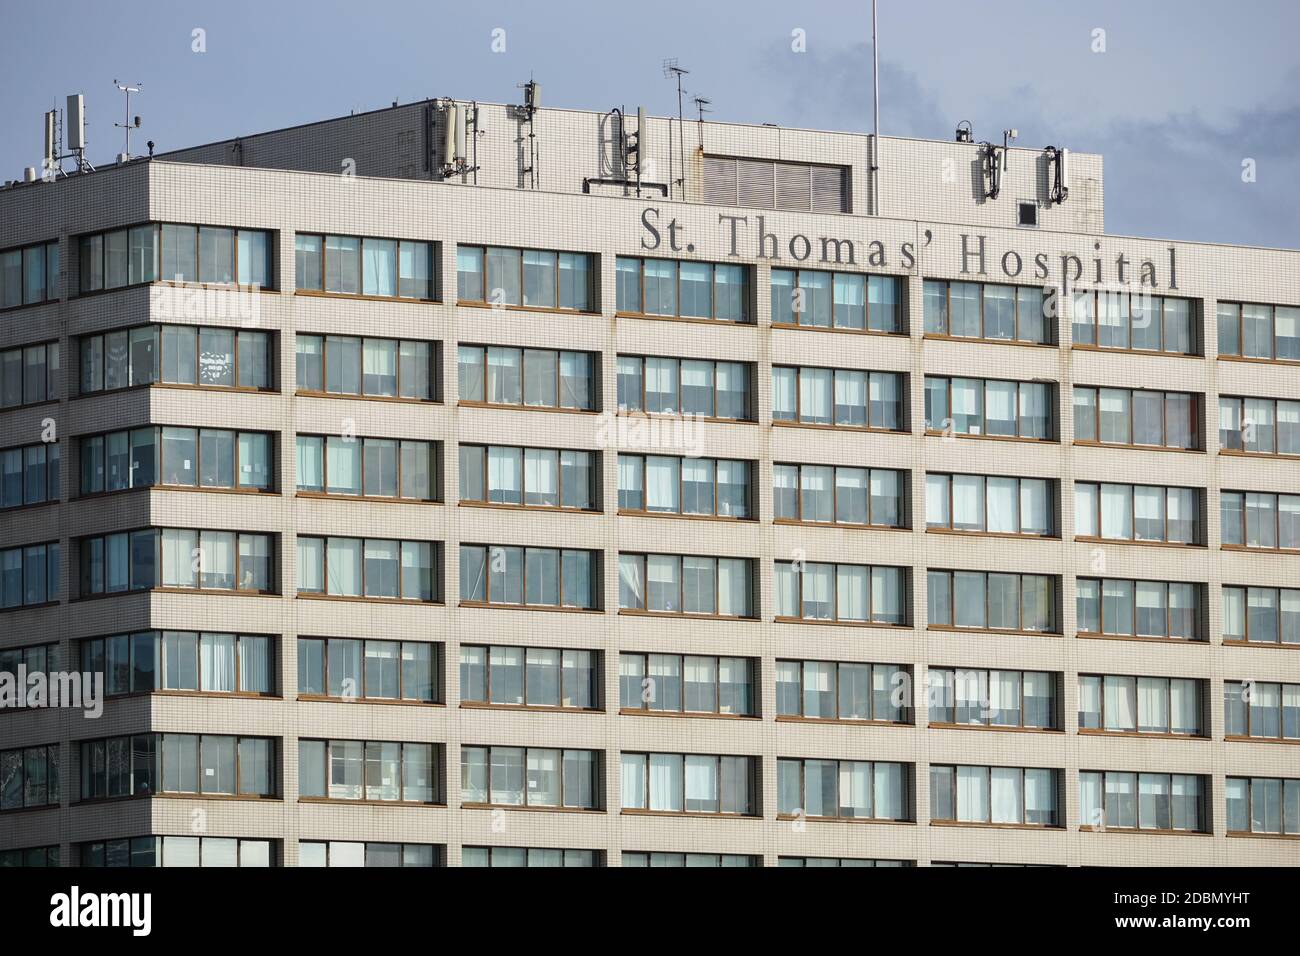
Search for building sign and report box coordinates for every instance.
[638,206,1178,289]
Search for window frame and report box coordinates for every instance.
[620,751,756,817]
[295,434,437,502]
[296,536,438,604]
[619,552,754,620]
[0,239,60,311]
[619,651,757,717]
[1217,301,1300,365]
[460,644,599,712]
[925,472,1055,538]
[615,256,751,324]
[923,278,1054,345]
[775,659,911,724]
[930,764,1061,828]
[1073,385,1201,450]
[926,569,1057,635]
[461,444,596,513]
[1070,289,1197,355]
[618,452,751,520]
[925,375,1055,441]
[82,630,277,699]
[1076,578,1206,643]
[777,757,911,822]
[456,244,594,312]
[460,745,600,810]
[78,223,274,294]
[771,267,903,334]
[294,233,433,301]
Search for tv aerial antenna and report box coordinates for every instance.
[662,59,689,197]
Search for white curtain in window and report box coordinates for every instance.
[1170,678,1199,734]
[162,528,197,588]
[957,766,989,822]
[620,755,646,809]
[326,538,362,596]
[1020,479,1049,534]
[645,456,679,512]
[1138,677,1169,732]
[873,762,904,820]
[647,555,679,611]
[240,637,268,693]
[1105,676,1137,731]
[1100,484,1133,539]
[1075,482,1098,536]
[985,380,1017,433]
[800,368,831,423]
[836,565,868,621]
[488,447,521,499]
[524,449,557,503]
[201,531,235,587]
[618,555,643,609]
[645,358,678,413]
[326,438,360,495]
[952,475,984,529]
[774,562,797,617]
[839,761,871,817]
[772,367,796,419]
[834,369,866,417]
[201,633,236,692]
[926,474,950,527]
[990,670,1020,724]
[649,754,682,811]
[986,477,1018,533]
[717,559,749,617]
[872,567,901,623]
[802,563,833,619]
[951,379,982,433]
[684,755,717,811]
[1079,772,1103,826]
[991,768,1023,824]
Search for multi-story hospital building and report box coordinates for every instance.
[0,91,1296,866]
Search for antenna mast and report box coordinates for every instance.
[693,96,711,152]
[113,79,143,159]
[662,60,689,199]
[871,0,881,215]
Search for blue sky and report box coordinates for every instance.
[2,0,1297,247]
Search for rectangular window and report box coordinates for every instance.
[460,645,596,710]
[1071,290,1195,354]
[461,746,598,809]
[1222,585,1299,645]
[931,765,1059,826]
[1080,771,1206,832]
[79,224,271,292]
[296,435,435,500]
[296,536,436,602]
[616,354,751,420]
[617,454,750,519]
[80,325,268,393]
[1074,482,1200,544]
[1219,396,1300,456]
[1225,777,1300,836]
[463,846,596,867]
[0,743,59,809]
[1076,578,1205,641]
[1224,680,1300,741]
[1,441,59,508]
[296,334,435,401]
[299,841,437,867]
[460,445,594,510]
[924,279,1051,344]
[74,529,270,595]
[926,473,1054,536]
[1,341,58,408]
[296,234,432,300]
[776,660,909,723]
[774,463,905,528]
[925,376,1054,440]
[1078,675,1203,736]
[458,544,596,610]
[297,637,436,703]
[927,570,1056,633]
[775,561,905,624]
[299,739,437,803]
[83,631,273,696]
[928,668,1058,729]
[619,653,755,716]
[0,240,59,308]
[619,553,752,618]
[0,541,59,608]
[773,268,901,333]
[773,365,903,430]
[456,245,592,312]
[1074,386,1201,449]
[80,734,273,799]
[1218,302,1300,363]
[620,752,755,815]
[777,758,910,821]
[458,344,594,411]
[616,257,750,323]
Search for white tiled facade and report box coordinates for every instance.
[0,98,1297,867]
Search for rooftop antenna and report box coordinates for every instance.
[516,76,541,189]
[871,0,881,215]
[693,96,712,151]
[662,59,689,198]
[113,79,143,159]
